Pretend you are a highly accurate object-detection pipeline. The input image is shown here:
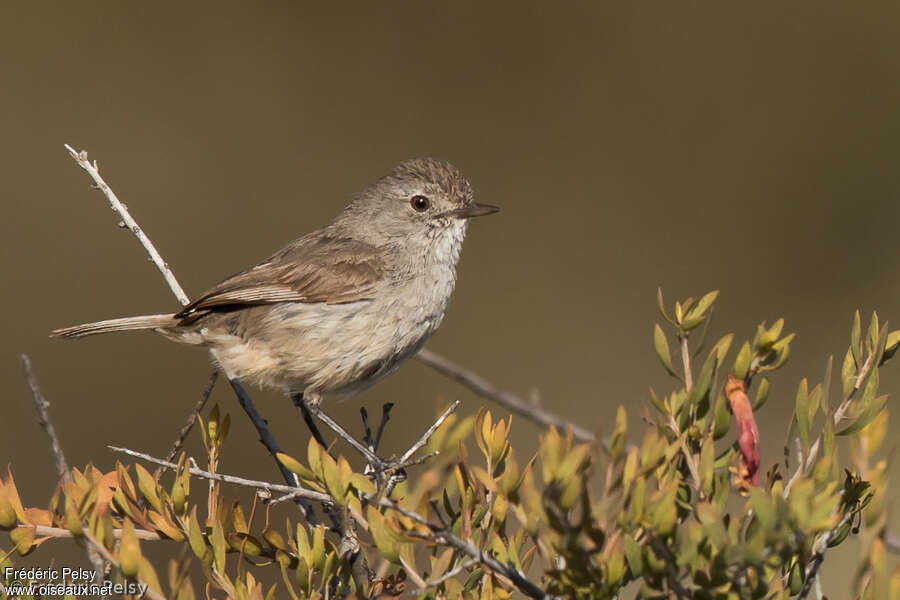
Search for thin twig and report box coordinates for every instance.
[400,401,459,463]
[424,558,477,588]
[165,369,219,463]
[108,445,331,504]
[64,144,190,306]
[382,402,458,497]
[416,348,595,444]
[298,398,381,466]
[22,355,70,484]
[32,525,164,542]
[22,354,107,580]
[680,336,693,390]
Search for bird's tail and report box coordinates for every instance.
[50,314,178,339]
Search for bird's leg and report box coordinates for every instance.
[292,392,328,448]
[228,379,317,524]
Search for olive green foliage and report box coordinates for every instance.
[1,291,898,599]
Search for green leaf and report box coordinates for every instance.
[624,534,643,576]
[207,404,220,445]
[733,342,753,380]
[712,333,734,365]
[712,395,731,440]
[688,347,718,407]
[654,324,678,379]
[851,310,862,365]
[367,507,400,564]
[307,437,325,482]
[838,394,888,436]
[227,532,263,556]
[756,318,784,351]
[622,448,638,493]
[700,437,715,497]
[753,377,770,410]
[211,518,226,573]
[841,347,857,397]
[866,312,880,353]
[276,453,315,481]
[880,330,900,365]
[748,488,775,531]
[311,525,327,570]
[134,464,162,513]
[119,519,141,578]
[186,507,208,562]
[657,288,675,325]
[828,520,852,547]
[795,379,811,448]
[684,290,719,323]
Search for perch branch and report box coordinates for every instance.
[416,348,595,444]
[296,398,381,465]
[32,525,163,542]
[108,445,332,504]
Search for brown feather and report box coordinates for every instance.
[175,232,385,319]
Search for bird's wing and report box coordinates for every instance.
[175,234,385,318]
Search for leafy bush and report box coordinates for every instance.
[2,291,897,599]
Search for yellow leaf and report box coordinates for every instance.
[119,519,141,577]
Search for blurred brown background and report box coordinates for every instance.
[3,1,900,593]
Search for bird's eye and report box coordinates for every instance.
[410,195,430,212]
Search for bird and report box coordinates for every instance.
[52,158,498,407]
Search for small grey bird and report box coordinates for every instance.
[52,158,498,404]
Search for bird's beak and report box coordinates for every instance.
[444,203,500,219]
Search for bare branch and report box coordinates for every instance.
[296,396,382,465]
[21,354,70,484]
[32,525,164,542]
[680,336,693,390]
[423,558,477,589]
[166,369,218,463]
[416,348,595,444]
[107,445,332,504]
[22,354,107,579]
[64,144,190,306]
[400,400,459,463]
[382,401,458,497]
